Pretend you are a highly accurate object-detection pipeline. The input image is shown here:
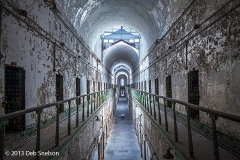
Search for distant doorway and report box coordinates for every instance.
[56,74,64,113]
[155,78,159,95]
[188,71,200,118]
[149,80,151,93]
[5,65,25,132]
[166,76,172,108]
[76,78,80,96]
[87,80,90,94]
[144,81,146,92]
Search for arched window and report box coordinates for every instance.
[121,78,124,86]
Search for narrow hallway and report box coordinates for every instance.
[104,97,142,160]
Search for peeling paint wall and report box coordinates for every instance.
[0,0,105,126]
[140,0,240,135]
[130,100,171,160]
[59,97,115,160]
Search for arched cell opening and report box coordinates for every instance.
[103,40,140,84]
[116,72,128,87]
[114,64,131,84]
[116,73,128,97]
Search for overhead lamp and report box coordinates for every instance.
[162,148,174,159]
[44,0,59,12]
[155,39,160,44]
[44,0,55,8]
[194,24,200,30]
[94,116,101,121]
[17,9,27,17]
[60,42,65,47]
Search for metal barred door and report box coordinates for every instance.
[188,71,200,118]
[76,78,80,96]
[166,76,172,108]
[87,80,90,94]
[56,75,64,113]
[149,80,151,93]
[144,81,146,92]
[93,81,95,93]
[87,80,90,101]
[155,78,159,95]
[5,65,25,132]
[98,82,100,91]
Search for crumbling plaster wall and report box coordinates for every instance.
[0,0,102,126]
[130,99,171,160]
[59,96,115,160]
[144,0,240,135]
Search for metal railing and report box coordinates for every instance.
[0,88,117,160]
[128,88,240,160]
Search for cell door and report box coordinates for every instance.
[188,71,199,118]
[166,76,172,108]
[56,75,64,113]
[76,78,80,96]
[5,65,25,132]
[93,81,95,93]
[87,80,90,94]
[149,80,151,93]
[155,78,159,95]
[87,80,91,101]
[144,81,146,92]
[98,82,100,91]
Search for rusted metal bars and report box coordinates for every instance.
[35,110,41,160]
[211,115,219,160]
[186,106,193,156]
[164,99,168,132]
[0,121,5,159]
[82,96,85,121]
[172,102,178,141]
[128,88,240,159]
[76,98,80,127]
[55,104,60,146]
[68,101,71,135]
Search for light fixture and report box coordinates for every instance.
[17,9,27,17]
[194,24,200,30]
[60,42,65,47]
[155,39,160,44]
[44,0,55,8]
[162,148,174,159]
[94,116,101,121]
[44,0,59,12]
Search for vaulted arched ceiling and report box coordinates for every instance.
[57,0,190,50]
[114,67,130,79]
[103,41,139,72]
[56,0,191,81]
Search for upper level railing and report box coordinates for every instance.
[0,88,117,160]
[128,87,240,160]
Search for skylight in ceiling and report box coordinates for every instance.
[101,26,140,38]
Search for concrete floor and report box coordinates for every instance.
[104,97,142,160]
